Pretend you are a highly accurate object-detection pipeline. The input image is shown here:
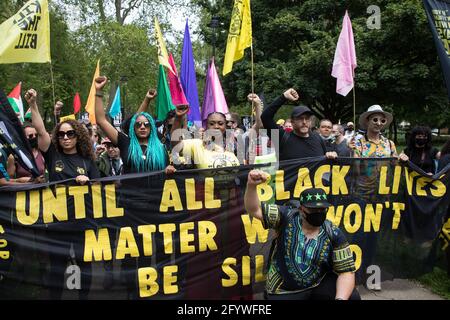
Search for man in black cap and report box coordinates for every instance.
[261,88,337,161]
[244,169,360,300]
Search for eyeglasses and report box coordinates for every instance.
[371,117,387,125]
[134,121,150,129]
[57,130,77,139]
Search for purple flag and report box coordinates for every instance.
[201,58,229,128]
[331,11,357,96]
[180,20,201,125]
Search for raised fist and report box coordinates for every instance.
[146,89,157,100]
[247,169,269,186]
[247,93,261,106]
[24,89,37,105]
[54,101,63,116]
[95,76,108,91]
[283,88,299,102]
[175,104,189,118]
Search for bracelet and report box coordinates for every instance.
[95,92,104,97]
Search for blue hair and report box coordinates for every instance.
[128,112,167,172]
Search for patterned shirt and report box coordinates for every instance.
[354,134,397,158]
[353,134,397,200]
[262,204,356,294]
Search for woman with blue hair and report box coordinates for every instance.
[95,76,175,298]
[94,76,175,174]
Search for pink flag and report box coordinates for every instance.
[73,92,81,114]
[331,11,357,97]
[201,58,229,127]
[168,54,189,106]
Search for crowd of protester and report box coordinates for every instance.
[2,80,450,300]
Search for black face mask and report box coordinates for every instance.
[303,210,327,227]
[415,138,427,147]
[28,137,38,148]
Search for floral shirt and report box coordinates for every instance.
[354,134,397,158]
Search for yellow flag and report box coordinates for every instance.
[85,60,100,124]
[0,0,51,64]
[223,0,252,76]
[154,17,174,74]
[60,114,76,123]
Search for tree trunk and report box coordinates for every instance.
[115,0,124,25]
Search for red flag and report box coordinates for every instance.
[73,92,81,114]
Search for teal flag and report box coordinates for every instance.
[109,85,121,118]
[156,64,175,121]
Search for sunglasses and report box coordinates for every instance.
[370,117,387,125]
[27,134,37,139]
[134,121,150,129]
[57,130,77,139]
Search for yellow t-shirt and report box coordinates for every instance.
[181,139,240,169]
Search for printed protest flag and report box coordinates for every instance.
[73,92,81,114]
[85,60,100,124]
[109,86,121,118]
[331,11,357,97]
[223,0,252,76]
[180,20,201,125]
[24,108,31,121]
[7,82,24,121]
[202,58,229,127]
[156,64,175,121]
[59,114,76,122]
[168,54,188,106]
[0,88,40,177]
[155,17,175,75]
[423,0,450,100]
[0,0,51,64]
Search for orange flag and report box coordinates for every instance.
[85,60,100,124]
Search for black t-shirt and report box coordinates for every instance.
[117,131,148,174]
[117,131,168,174]
[404,147,439,174]
[278,131,327,161]
[43,144,100,182]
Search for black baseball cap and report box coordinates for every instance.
[299,188,331,209]
[291,105,313,119]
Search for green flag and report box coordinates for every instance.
[156,64,175,121]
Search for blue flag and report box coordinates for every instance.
[180,20,201,125]
[109,85,121,118]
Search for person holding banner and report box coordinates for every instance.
[27,88,99,299]
[5,122,46,183]
[348,105,408,291]
[244,169,360,300]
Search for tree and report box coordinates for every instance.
[195,0,449,128]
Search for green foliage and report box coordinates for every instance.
[196,0,449,126]
[418,267,450,300]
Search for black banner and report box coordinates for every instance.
[0,157,449,299]
[423,0,450,100]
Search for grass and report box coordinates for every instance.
[418,267,450,300]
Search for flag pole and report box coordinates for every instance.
[353,71,356,128]
[49,62,56,106]
[251,44,255,124]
